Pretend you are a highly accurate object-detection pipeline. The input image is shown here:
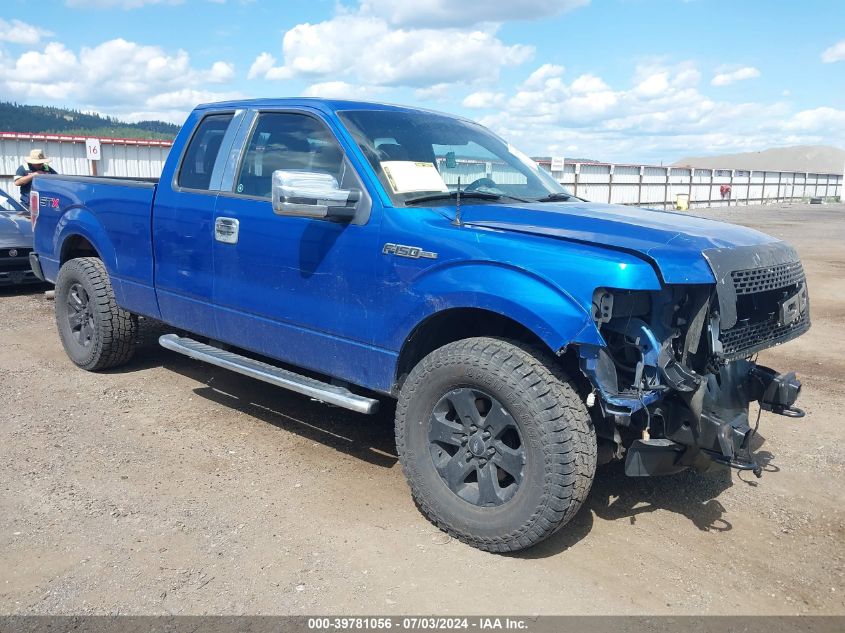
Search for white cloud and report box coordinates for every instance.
[245,0,591,110]
[247,52,276,80]
[634,71,670,97]
[472,60,845,163]
[0,38,240,122]
[131,88,243,122]
[673,66,702,88]
[711,66,760,86]
[303,81,384,100]
[821,40,845,63]
[248,15,533,89]
[462,91,506,109]
[143,88,240,110]
[65,0,182,8]
[521,64,565,90]
[72,0,590,21]
[205,61,235,83]
[0,19,52,45]
[782,106,845,131]
[5,43,79,98]
[414,83,453,102]
[570,74,610,94]
[358,0,590,27]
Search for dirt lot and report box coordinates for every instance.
[0,202,843,616]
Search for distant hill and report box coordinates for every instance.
[673,145,845,174]
[0,102,179,140]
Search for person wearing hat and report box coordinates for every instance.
[14,149,57,208]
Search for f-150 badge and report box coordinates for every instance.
[382,243,438,259]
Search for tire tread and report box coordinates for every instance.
[55,257,137,371]
[395,337,597,552]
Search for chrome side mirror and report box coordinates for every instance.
[271,170,359,221]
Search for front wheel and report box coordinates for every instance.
[54,257,138,371]
[395,337,597,552]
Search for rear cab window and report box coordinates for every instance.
[177,113,234,191]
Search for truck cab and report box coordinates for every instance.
[31,99,809,552]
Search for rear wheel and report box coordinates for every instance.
[395,337,597,552]
[55,257,138,370]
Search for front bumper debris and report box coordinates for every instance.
[624,361,803,477]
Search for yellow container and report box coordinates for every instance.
[675,193,690,211]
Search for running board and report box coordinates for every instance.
[158,334,379,415]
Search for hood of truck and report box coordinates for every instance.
[457,201,781,284]
[0,211,32,248]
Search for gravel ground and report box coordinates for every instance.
[0,202,843,615]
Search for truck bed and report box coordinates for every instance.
[33,174,160,317]
[39,174,159,186]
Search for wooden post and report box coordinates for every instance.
[607,164,613,204]
[573,163,580,197]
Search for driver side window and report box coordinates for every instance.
[235,112,347,199]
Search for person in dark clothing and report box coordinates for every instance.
[14,148,57,207]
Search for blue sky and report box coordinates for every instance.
[0,0,843,163]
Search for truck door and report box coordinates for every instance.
[210,110,387,386]
[153,111,240,336]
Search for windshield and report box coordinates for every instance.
[0,190,25,215]
[337,109,571,206]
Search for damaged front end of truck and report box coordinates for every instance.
[579,242,809,477]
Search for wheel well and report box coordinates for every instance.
[394,308,580,394]
[61,235,99,264]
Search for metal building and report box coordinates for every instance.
[0,132,172,203]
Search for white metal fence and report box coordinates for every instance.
[0,132,172,203]
[537,160,843,209]
[2,132,841,210]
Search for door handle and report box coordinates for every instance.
[215,217,239,244]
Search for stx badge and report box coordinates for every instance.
[382,243,438,260]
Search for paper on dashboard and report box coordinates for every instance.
[380,161,449,194]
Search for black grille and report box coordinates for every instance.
[731,261,804,295]
[719,259,810,359]
[0,247,31,273]
[1,247,31,258]
[720,309,810,360]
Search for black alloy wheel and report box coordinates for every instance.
[65,282,96,347]
[428,387,524,507]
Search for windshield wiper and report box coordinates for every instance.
[405,191,536,205]
[534,192,578,202]
[404,190,502,205]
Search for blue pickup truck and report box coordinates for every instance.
[30,99,809,552]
